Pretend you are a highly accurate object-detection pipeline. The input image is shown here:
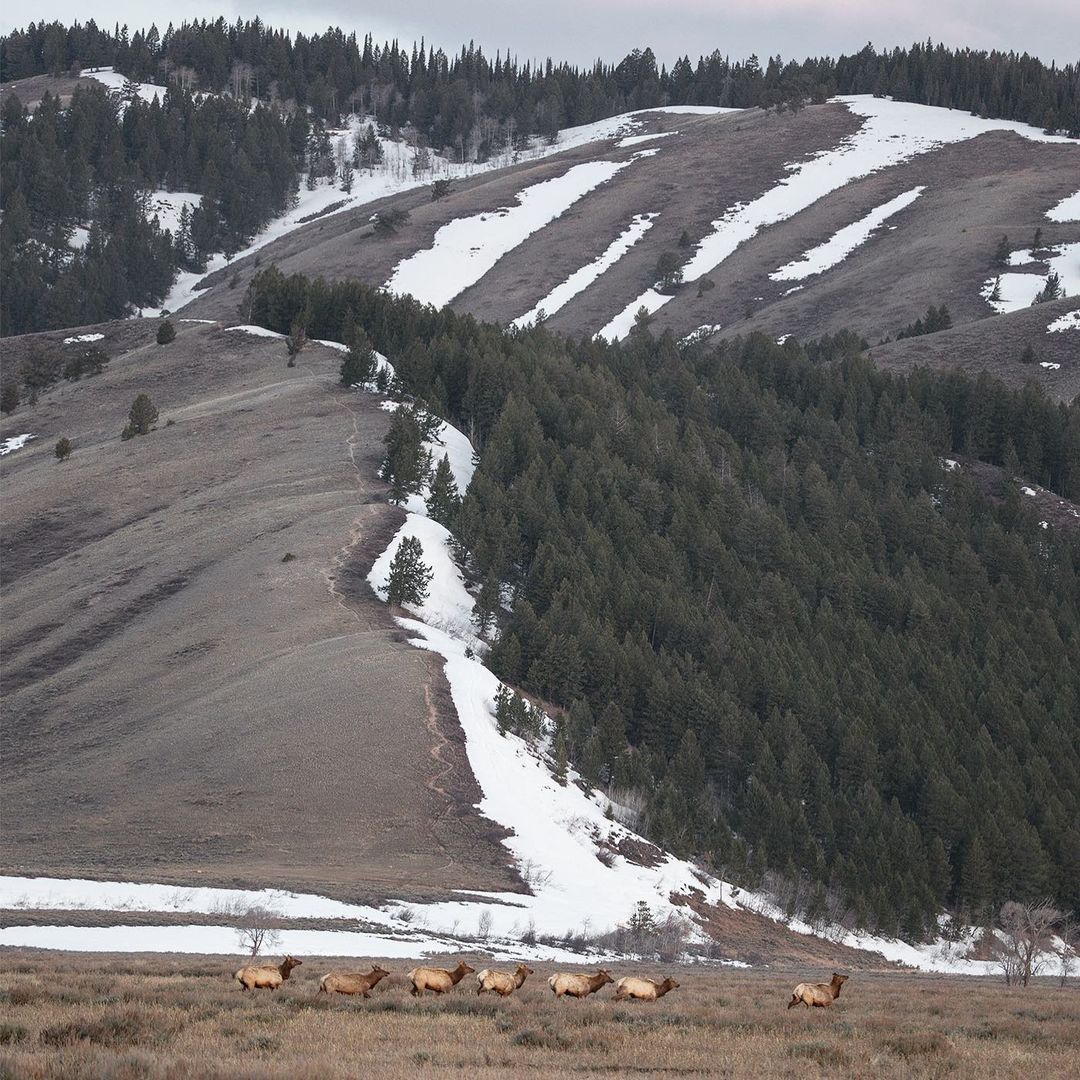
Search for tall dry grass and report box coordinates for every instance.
[0,951,1078,1078]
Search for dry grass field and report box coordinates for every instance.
[1,951,1077,1078]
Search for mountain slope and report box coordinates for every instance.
[177,99,1080,396]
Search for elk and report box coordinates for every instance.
[787,972,849,1009]
[613,975,680,1002]
[476,963,534,996]
[234,954,302,990]
[407,961,476,996]
[548,970,614,999]
[318,965,390,997]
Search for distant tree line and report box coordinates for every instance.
[3,22,1078,152]
[247,265,1080,941]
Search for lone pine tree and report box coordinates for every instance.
[121,393,158,439]
[385,535,432,607]
[156,318,176,345]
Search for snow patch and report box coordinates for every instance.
[386,158,637,308]
[222,324,284,339]
[1047,309,1080,333]
[68,226,90,250]
[86,67,165,104]
[62,333,104,344]
[770,186,923,281]
[1,434,36,456]
[982,242,1080,313]
[144,191,201,235]
[1040,362,1061,370]
[512,213,657,328]
[617,131,678,148]
[1047,189,1080,222]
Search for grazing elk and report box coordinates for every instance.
[787,972,849,1009]
[476,963,534,996]
[234,955,302,990]
[613,975,680,1002]
[318,965,390,997]
[548,970,614,999]
[407,961,476,996]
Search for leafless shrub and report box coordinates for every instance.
[518,858,553,891]
[212,899,283,957]
[477,910,493,942]
[997,900,1063,987]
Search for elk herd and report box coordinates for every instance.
[234,955,849,1010]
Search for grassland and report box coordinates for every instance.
[1,951,1077,1078]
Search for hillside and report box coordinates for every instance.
[173,98,1080,397]
[0,319,518,900]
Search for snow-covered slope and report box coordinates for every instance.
[598,96,1075,340]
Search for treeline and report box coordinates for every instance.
[246,266,1080,940]
[0,83,297,335]
[3,21,1079,153]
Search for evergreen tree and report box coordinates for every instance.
[156,318,176,345]
[385,535,432,606]
[54,436,72,460]
[472,571,502,636]
[0,378,18,414]
[993,235,1011,267]
[426,454,461,525]
[122,392,158,438]
[340,326,376,386]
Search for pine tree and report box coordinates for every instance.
[1032,271,1063,304]
[472,571,501,636]
[993,235,1010,267]
[122,392,159,438]
[286,320,307,364]
[426,454,460,525]
[494,684,513,733]
[340,326,376,386]
[552,723,569,784]
[385,535,431,607]
[156,318,176,345]
[54,436,73,460]
[989,276,1002,303]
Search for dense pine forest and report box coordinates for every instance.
[246,266,1080,940]
[3,21,1078,142]
[0,83,298,335]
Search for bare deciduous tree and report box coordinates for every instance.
[997,900,1062,987]
[214,900,283,957]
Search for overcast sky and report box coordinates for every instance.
[3,1,1078,67]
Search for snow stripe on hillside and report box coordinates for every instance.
[1,434,36,456]
[618,131,678,147]
[512,213,658,328]
[770,186,923,281]
[385,158,639,308]
[598,95,1077,339]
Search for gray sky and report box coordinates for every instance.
[3,1,1078,67]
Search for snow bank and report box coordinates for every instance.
[1,434,36,456]
[598,96,1077,339]
[1047,309,1080,333]
[512,213,657,328]
[87,67,165,103]
[222,324,284,339]
[1047,189,1080,222]
[62,332,104,344]
[68,225,90,250]
[983,242,1080,313]
[386,158,638,308]
[144,191,201,235]
[618,131,678,148]
[770,186,923,281]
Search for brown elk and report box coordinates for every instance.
[234,955,302,990]
[787,972,849,1009]
[318,965,390,997]
[613,975,680,1002]
[475,963,534,996]
[548,970,614,999]
[407,961,476,996]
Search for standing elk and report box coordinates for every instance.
[407,961,476,996]
[787,972,849,1009]
[613,975,680,1002]
[548,970,614,999]
[234,955,302,990]
[476,963,534,996]
[318,966,390,997]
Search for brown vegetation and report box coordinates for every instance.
[317,966,389,997]
[547,970,614,999]
[788,972,849,1009]
[407,961,475,996]
[233,956,302,991]
[3,952,1079,1079]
